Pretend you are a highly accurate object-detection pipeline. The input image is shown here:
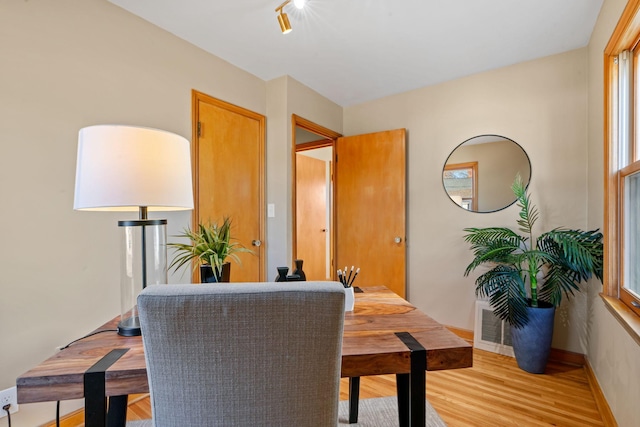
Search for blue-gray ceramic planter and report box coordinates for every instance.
[510,302,556,374]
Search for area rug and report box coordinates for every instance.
[127,396,447,426]
[338,396,447,426]
[127,420,153,427]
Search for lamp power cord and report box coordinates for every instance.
[54,329,118,425]
[3,403,11,427]
[59,329,117,350]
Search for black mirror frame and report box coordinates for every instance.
[442,134,531,213]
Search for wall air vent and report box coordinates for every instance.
[474,299,514,357]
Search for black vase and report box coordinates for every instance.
[200,263,231,283]
[275,267,289,282]
[293,259,306,281]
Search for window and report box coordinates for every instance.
[605,0,640,324]
[443,162,477,210]
[622,166,640,299]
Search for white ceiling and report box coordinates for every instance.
[108,0,603,107]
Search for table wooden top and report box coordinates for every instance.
[17,286,472,404]
[341,286,472,377]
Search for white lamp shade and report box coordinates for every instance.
[74,125,194,211]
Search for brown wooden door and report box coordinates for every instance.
[296,153,328,280]
[193,91,265,282]
[335,129,406,297]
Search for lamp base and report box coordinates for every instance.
[117,316,142,337]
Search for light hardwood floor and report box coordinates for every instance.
[48,348,608,427]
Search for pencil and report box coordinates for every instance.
[349,268,360,287]
[347,266,354,285]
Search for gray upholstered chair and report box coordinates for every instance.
[136,281,345,427]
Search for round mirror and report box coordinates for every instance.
[442,135,531,213]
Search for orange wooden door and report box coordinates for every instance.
[296,153,328,280]
[193,91,265,282]
[335,129,406,297]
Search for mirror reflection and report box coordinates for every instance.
[443,135,531,213]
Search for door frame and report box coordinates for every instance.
[291,114,342,278]
[192,90,266,282]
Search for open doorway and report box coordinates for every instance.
[292,117,406,296]
[292,115,341,280]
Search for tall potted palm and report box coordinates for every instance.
[463,176,603,373]
[168,217,251,283]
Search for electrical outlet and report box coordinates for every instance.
[0,386,18,418]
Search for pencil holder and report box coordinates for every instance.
[344,286,355,311]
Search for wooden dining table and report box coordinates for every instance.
[17,285,472,427]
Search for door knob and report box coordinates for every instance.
[252,240,262,247]
[394,237,402,244]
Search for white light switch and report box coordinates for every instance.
[268,203,275,218]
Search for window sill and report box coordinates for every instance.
[600,293,640,346]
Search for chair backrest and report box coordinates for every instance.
[137,281,345,427]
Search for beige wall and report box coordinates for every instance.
[266,76,343,277]
[1,0,267,424]
[341,1,640,423]
[265,77,290,278]
[4,0,639,425]
[344,48,589,353]
[586,0,640,425]
[2,1,339,422]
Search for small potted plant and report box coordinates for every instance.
[168,217,252,283]
[463,176,603,373]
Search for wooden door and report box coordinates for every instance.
[192,91,265,282]
[335,129,406,297]
[296,153,328,280]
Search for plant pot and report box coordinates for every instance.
[510,302,555,374]
[200,263,231,283]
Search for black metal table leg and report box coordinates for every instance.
[410,350,426,426]
[396,373,410,427]
[84,369,107,427]
[395,332,427,427]
[107,395,128,427]
[84,349,129,427]
[349,376,361,423]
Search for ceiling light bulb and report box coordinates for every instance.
[278,12,292,34]
[293,0,306,9]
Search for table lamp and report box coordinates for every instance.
[74,125,194,336]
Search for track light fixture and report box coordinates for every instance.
[277,9,292,34]
[275,0,304,34]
